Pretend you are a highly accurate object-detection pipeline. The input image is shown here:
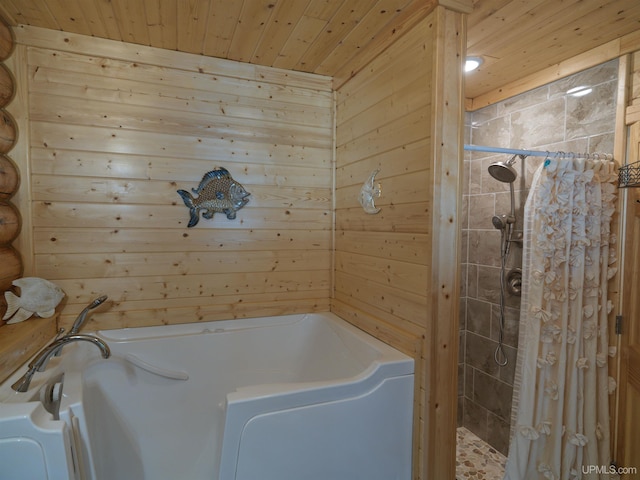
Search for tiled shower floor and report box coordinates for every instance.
[456,427,506,480]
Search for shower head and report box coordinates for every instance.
[488,159,518,183]
[492,215,507,230]
[488,154,524,221]
[89,295,108,309]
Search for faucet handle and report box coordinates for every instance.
[11,367,37,393]
[49,328,67,360]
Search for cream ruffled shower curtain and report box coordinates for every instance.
[504,157,618,480]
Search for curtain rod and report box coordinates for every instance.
[464,144,612,160]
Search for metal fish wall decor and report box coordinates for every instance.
[177,167,250,228]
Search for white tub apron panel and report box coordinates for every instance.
[226,376,413,480]
[0,402,76,480]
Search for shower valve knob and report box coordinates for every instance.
[506,268,522,296]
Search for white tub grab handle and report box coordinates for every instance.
[124,354,189,381]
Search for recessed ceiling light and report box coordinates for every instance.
[465,57,483,73]
[567,85,593,97]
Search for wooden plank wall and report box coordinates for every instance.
[333,7,465,479]
[6,26,334,331]
[615,47,640,466]
[2,7,467,477]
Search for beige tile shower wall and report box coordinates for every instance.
[11,26,334,331]
[462,60,619,456]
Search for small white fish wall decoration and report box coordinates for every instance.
[359,169,382,214]
[3,277,65,324]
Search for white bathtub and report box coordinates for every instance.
[0,312,414,480]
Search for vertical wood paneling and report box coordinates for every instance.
[201,0,245,59]
[615,49,640,467]
[145,0,177,51]
[109,0,150,46]
[609,54,629,462]
[1,0,639,103]
[426,7,464,479]
[334,6,465,478]
[227,0,277,63]
[249,0,311,66]
[176,0,209,54]
[9,27,334,331]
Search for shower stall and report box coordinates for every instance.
[458,59,619,464]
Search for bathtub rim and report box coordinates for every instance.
[92,310,414,391]
[0,312,414,403]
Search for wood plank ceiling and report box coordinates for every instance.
[0,0,639,101]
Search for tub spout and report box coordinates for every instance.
[49,295,109,360]
[11,334,110,392]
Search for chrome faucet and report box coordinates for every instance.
[11,334,111,392]
[70,295,108,334]
[48,295,109,360]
